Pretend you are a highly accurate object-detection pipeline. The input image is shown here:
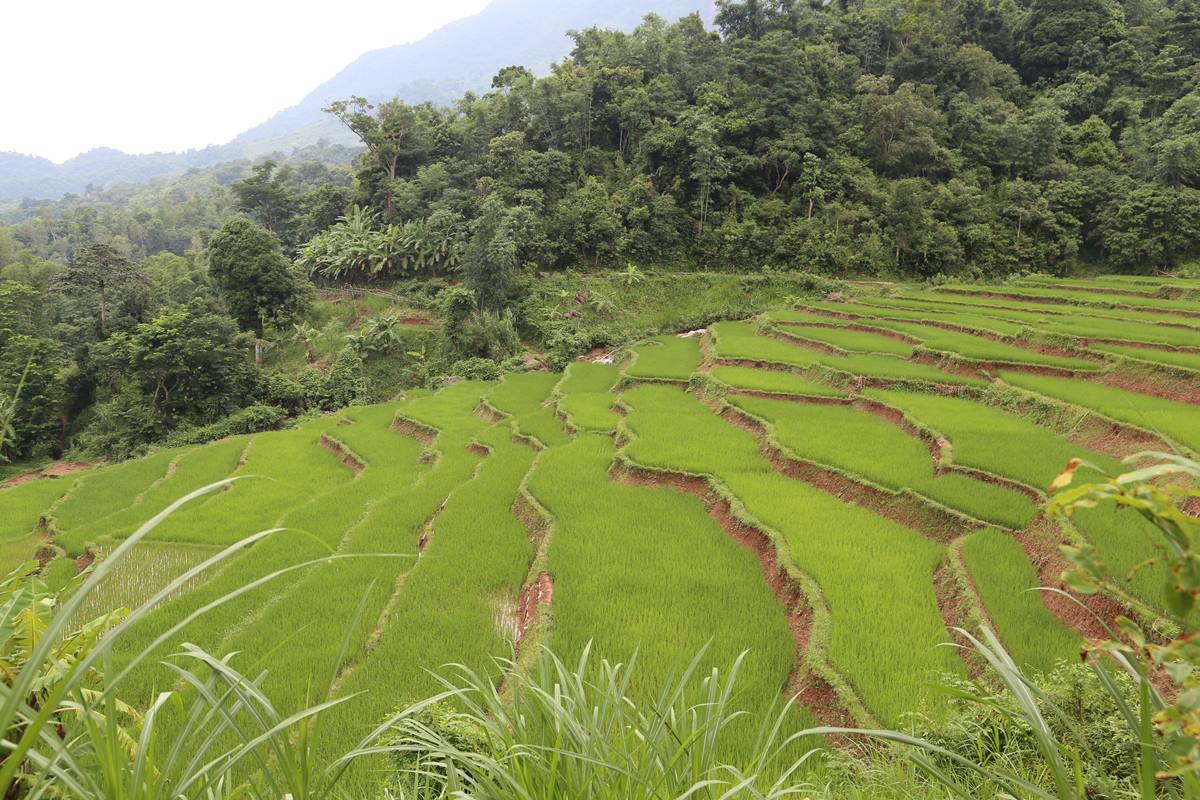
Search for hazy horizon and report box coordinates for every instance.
[3,0,489,163]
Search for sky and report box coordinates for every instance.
[0,0,490,163]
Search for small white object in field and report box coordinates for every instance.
[677,329,707,338]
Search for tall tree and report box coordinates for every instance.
[51,244,143,334]
[207,218,310,364]
[231,161,299,245]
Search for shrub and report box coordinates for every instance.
[166,404,287,446]
[449,357,503,381]
[313,347,369,410]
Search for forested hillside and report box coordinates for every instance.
[3,0,1200,466]
[305,0,1200,280]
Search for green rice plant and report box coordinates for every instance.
[625,335,703,380]
[620,384,963,725]
[837,456,1200,800]
[315,423,536,794]
[984,308,1198,349]
[857,319,1096,370]
[730,396,1036,529]
[960,529,1080,674]
[527,432,800,752]
[864,389,1117,490]
[805,351,988,385]
[888,292,1195,343]
[110,401,431,703]
[136,420,354,547]
[864,389,1177,618]
[0,534,44,575]
[998,371,1200,455]
[382,644,816,799]
[775,324,915,357]
[52,448,183,537]
[0,483,423,800]
[831,299,1032,338]
[485,372,570,446]
[486,372,560,417]
[0,477,73,541]
[111,390,464,717]
[1066,504,1186,620]
[709,365,847,398]
[225,393,491,712]
[74,540,219,622]
[711,321,986,386]
[936,283,1200,314]
[1018,275,1200,293]
[40,556,79,592]
[514,407,570,446]
[766,309,857,325]
[901,292,1200,340]
[56,436,248,555]
[558,361,621,431]
[710,321,825,366]
[1089,343,1200,372]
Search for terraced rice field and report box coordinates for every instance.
[4,273,1197,793]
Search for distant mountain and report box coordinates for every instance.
[0,0,715,202]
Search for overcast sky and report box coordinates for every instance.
[1,0,489,163]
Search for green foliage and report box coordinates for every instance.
[0,335,65,461]
[90,301,254,424]
[165,404,286,446]
[207,217,311,338]
[296,206,461,281]
[1048,452,1200,780]
[51,244,145,335]
[449,357,504,381]
[311,348,369,410]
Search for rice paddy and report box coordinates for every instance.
[4,273,1196,794]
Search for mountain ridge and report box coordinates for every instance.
[0,0,714,202]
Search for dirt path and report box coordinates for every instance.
[3,461,95,489]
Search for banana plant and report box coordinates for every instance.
[291,322,323,363]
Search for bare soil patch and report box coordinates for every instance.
[318,434,366,475]
[1097,368,1200,405]
[476,402,506,424]
[391,417,438,446]
[3,462,95,489]
[1013,515,1128,642]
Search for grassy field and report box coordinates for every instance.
[3,272,1195,795]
